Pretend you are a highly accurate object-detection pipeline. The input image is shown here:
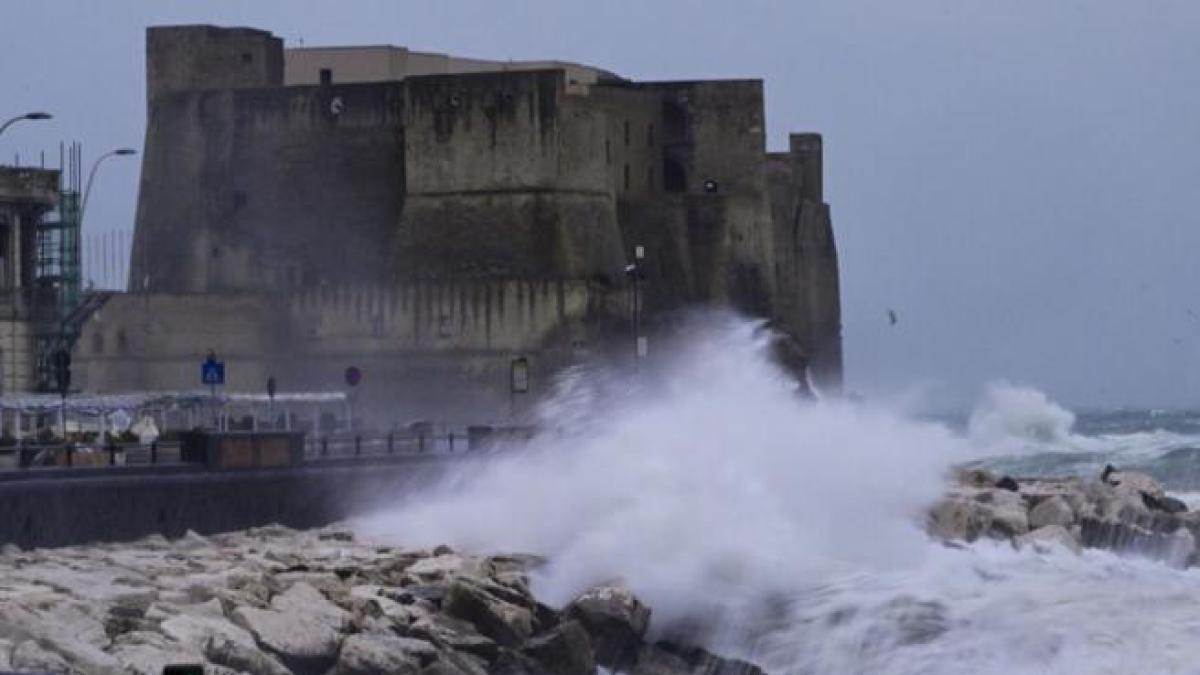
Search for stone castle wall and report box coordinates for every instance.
[86,24,842,422]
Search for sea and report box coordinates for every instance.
[355,314,1200,675]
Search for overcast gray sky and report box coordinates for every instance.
[2,1,1197,409]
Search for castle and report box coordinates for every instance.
[71,25,841,422]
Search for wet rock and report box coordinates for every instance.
[655,642,765,675]
[1143,492,1189,514]
[994,476,1020,492]
[1102,467,1165,500]
[522,620,595,675]
[1029,496,1075,530]
[564,584,650,670]
[975,488,1029,536]
[632,644,692,675]
[231,605,342,673]
[443,577,533,647]
[1017,524,1082,554]
[328,634,424,675]
[927,496,992,542]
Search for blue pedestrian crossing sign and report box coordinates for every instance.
[201,355,225,386]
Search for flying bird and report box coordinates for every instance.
[887,309,898,326]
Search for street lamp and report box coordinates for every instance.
[0,112,52,137]
[81,148,136,218]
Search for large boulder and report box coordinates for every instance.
[1029,496,1075,530]
[1016,524,1082,554]
[927,496,992,541]
[328,634,427,675]
[271,581,352,633]
[1103,468,1165,499]
[563,584,650,670]
[522,620,595,675]
[203,634,293,675]
[231,605,342,674]
[409,613,499,663]
[443,577,533,647]
[10,640,73,673]
[974,488,1029,536]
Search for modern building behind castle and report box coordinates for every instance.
[68,25,841,422]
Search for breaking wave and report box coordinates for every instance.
[355,312,1200,673]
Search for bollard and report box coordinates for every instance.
[321,437,328,457]
[387,432,394,454]
[354,435,361,456]
[150,441,158,464]
[66,443,74,467]
[448,432,455,453]
[109,442,117,466]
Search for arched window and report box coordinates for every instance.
[92,331,105,355]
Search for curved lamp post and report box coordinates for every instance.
[0,111,52,137]
[81,148,136,218]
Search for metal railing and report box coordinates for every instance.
[304,430,484,460]
[0,440,183,470]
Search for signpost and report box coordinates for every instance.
[202,351,225,430]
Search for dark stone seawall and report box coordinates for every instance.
[0,458,460,549]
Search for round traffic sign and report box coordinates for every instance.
[344,366,362,387]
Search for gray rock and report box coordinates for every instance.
[1029,496,1075,530]
[11,640,74,673]
[232,605,341,673]
[409,614,499,663]
[203,634,292,675]
[1104,469,1165,499]
[653,642,765,675]
[271,581,351,633]
[329,634,423,675]
[1017,524,1082,554]
[563,584,650,670]
[522,620,594,675]
[927,496,992,541]
[443,577,533,647]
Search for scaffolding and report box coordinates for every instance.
[32,142,82,392]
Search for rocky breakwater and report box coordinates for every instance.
[929,464,1198,564]
[0,525,762,675]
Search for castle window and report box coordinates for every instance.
[647,165,655,190]
[623,164,630,191]
[605,139,611,165]
[624,120,630,146]
[233,191,247,210]
[92,331,104,355]
[320,68,332,86]
[116,330,128,354]
[241,52,253,64]
[647,123,655,146]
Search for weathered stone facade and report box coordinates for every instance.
[76,25,841,422]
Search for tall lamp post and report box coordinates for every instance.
[0,112,52,138]
[81,148,136,219]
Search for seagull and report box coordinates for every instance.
[887,309,898,326]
